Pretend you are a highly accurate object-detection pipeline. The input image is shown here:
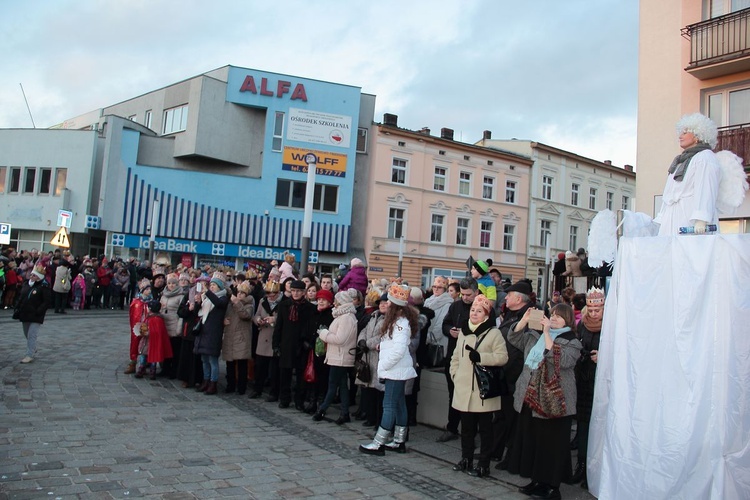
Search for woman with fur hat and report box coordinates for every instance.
[338,257,368,296]
[222,281,255,395]
[250,280,283,400]
[160,274,187,379]
[194,273,229,395]
[14,265,52,363]
[359,284,419,455]
[313,288,359,424]
[125,279,153,374]
[450,295,509,477]
[655,113,722,235]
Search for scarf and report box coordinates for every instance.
[582,312,602,333]
[524,327,571,370]
[332,302,356,318]
[198,289,227,324]
[161,285,184,299]
[667,143,711,182]
[288,297,306,322]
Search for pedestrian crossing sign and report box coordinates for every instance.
[50,226,71,248]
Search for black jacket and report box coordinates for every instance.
[273,299,316,369]
[497,302,533,392]
[575,321,601,422]
[17,279,52,324]
[193,290,228,357]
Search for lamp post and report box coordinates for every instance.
[148,197,160,261]
[397,235,405,278]
[300,153,316,275]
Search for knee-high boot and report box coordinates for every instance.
[359,427,392,456]
[384,425,408,453]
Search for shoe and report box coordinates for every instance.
[134,372,144,379]
[248,391,262,399]
[124,362,136,374]
[197,380,209,393]
[335,415,351,425]
[384,425,407,453]
[467,466,490,478]
[295,403,306,412]
[303,402,318,414]
[265,395,278,403]
[530,485,561,499]
[224,385,236,394]
[20,356,34,364]
[362,419,376,427]
[436,430,459,443]
[519,481,542,495]
[359,427,392,456]
[567,460,585,484]
[181,381,190,388]
[278,401,290,409]
[205,382,218,395]
[312,410,325,422]
[452,458,473,472]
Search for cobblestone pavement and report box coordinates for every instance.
[0,309,595,499]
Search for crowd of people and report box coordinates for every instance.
[5,247,604,500]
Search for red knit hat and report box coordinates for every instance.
[316,289,334,303]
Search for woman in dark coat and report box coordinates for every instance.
[194,274,229,395]
[15,265,52,363]
[177,277,206,388]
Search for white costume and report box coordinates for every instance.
[655,149,721,235]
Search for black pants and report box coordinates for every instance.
[492,394,518,459]
[225,359,249,394]
[279,355,306,405]
[161,337,182,378]
[444,361,461,433]
[461,412,495,468]
[254,355,278,397]
[54,291,67,312]
[576,418,590,462]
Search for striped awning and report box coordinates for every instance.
[121,168,349,252]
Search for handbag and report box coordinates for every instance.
[524,344,567,418]
[471,330,508,399]
[314,337,327,357]
[426,332,445,368]
[354,353,371,383]
[303,350,316,383]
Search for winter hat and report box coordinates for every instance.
[472,259,493,276]
[166,273,179,285]
[290,280,306,290]
[138,278,152,292]
[387,284,410,307]
[210,272,226,290]
[565,250,575,259]
[350,257,364,268]
[31,265,46,280]
[268,267,281,281]
[557,252,565,260]
[408,287,424,305]
[338,264,347,271]
[179,273,190,282]
[316,289,334,304]
[335,288,357,305]
[506,280,532,296]
[473,295,493,315]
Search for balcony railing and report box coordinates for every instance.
[682,8,750,79]
[716,123,750,167]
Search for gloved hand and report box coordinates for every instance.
[318,328,329,337]
[694,220,707,234]
[357,339,369,353]
[468,350,481,363]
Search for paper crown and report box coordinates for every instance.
[263,280,280,293]
[387,284,410,306]
[138,278,152,292]
[473,295,493,314]
[237,281,252,295]
[586,287,605,306]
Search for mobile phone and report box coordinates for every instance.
[196,282,203,293]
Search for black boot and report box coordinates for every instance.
[568,460,586,484]
[452,458,472,472]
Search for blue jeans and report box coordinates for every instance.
[380,379,407,431]
[201,355,220,382]
[319,366,350,416]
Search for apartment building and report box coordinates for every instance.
[364,115,533,287]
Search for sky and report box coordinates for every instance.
[1,0,639,168]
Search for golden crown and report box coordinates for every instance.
[388,284,410,303]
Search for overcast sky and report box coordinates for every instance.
[2,0,639,167]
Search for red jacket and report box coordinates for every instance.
[97,266,113,287]
[145,313,173,363]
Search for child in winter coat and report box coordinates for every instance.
[71,273,86,310]
[135,301,173,380]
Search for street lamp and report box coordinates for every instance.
[300,153,316,274]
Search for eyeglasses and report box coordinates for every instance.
[432,286,444,290]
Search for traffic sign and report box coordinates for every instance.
[50,227,71,248]
[57,210,73,229]
[0,223,10,245]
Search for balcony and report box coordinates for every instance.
[716,123,750,167]
[682,8,750,80]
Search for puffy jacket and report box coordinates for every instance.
[338,266,368,296]
[378,316,417,381]
[160,288,186,338]
[319,307,357,367]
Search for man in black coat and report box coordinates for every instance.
[272,280,316,409]
[15,265,52,363]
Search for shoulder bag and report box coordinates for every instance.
[472,330,508,399]
[523,343,567,418]
[426,332,445,368]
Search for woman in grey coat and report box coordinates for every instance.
[505,303,582,500]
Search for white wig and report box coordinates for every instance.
[676,113,718,148]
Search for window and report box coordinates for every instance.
[430,214,444,243]
[39,168,52,195]
[144,110,153,129]
[275,180,338,212]
[272,112,284,152]
[706,86,750,127]
[162,104,188,134]
[589,187,597,210]
[356,128,368,153]
[23,168,36,193]
[0,166,5,193]
[540,220,551,247]
[459,171,471,196]
[388,208,405,238]
[456,218,469,245]
[622,195,630,210]
[606,191,614,210]
[571,183,580,206]
[705,0,750,19]
[570,226,578,251]
[482,176,494,200]
[480,221,493,248]
[9,167,21,193]
[54,169,67,196]
[398,141,406,147]
[127,114,137,122]
[433,167,447,191]
[542,175,553,200]
[503,224,515,251]
[506,180,517,204]
[391,158,407,184]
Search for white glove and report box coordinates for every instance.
[694,220,707,234]
[318,328,329,337]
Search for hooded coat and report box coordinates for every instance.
[318,305,358,367]
[160,286,186,338]
[222,293,255,361]
[338,266,368,296]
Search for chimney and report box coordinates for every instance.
[483,130,492,140]
[624,164,634,172]
[420,127,431,135]
[440,127,454,140]
[383,113,398,127]
[604,160,612,165]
